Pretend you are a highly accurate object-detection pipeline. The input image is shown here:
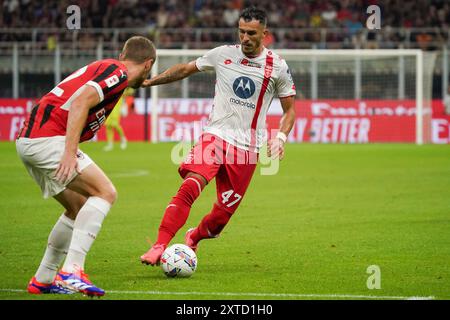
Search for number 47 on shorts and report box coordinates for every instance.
[221,189,242,208]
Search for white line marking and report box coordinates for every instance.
[0,288,435,300]
[109,170,149,178]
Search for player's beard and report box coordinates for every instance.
[241,42,253,54]
[130,78,143,88]
[130,74,146,88]
[241,39,261,57]
[131,67,151,88]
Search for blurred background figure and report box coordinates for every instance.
[103,87,135,151]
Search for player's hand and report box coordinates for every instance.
[141,79,152,88]
[55,151,81,184]
[267,138,285,161]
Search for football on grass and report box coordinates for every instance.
[161,244,197,278]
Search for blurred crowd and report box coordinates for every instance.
[1,0,449,29]
[0,0,449,49]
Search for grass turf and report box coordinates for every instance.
[0,141,449,300]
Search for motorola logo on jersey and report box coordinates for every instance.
[232,76,256,99]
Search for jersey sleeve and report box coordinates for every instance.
[86,62,128,102]
[195,46,224,72]
[276,60,297,98]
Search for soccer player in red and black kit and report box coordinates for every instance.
[16,36,156,296]
[140,7,296,266]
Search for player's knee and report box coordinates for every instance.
[107,185,118,204]
[100,184,117,204]
[185,172,207,189]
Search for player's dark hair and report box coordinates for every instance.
[121,36,156,64]
[239,6,267,26]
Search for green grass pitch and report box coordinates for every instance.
[0,141,449,300]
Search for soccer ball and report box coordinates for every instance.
[161,244,197,278]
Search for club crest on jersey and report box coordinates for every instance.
[105,75,120,88]
[232,76,256,99]
[264,63,273,78]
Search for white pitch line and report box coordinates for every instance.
[109,170,149,178]
[0,289,435,300]
[0,289,25,293]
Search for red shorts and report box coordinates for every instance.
[179,133,258,213]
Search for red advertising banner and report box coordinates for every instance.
[2,98,449,144]
[288,100,419,143]
[0,99,36,141]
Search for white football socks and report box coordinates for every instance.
[62,196,111,274]
[35,214,74,284]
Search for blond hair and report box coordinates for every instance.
[121,36,156,64]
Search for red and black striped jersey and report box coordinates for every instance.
[18,59,128,142]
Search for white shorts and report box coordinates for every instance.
[16,136,94,199]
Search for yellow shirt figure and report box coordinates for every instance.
[103,88,135,151]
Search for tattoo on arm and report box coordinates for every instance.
[151,64,193,86]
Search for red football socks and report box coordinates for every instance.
[156,177,204,245]
[191,203,233,243]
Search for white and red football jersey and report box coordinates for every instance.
[196,45,296,151]
[18,59,128,142]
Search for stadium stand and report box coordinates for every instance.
[0,0,449,49]
[0,0,449,99]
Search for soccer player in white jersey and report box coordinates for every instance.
[140,7,296,265]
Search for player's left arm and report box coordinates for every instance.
[267,95,296,160]
[55,85,100,184]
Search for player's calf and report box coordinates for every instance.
[153,175,206,246]
[191,203,233,243]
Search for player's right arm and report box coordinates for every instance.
[141,46,224,87]
[55,85,100,184]
[141,61,200,87]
